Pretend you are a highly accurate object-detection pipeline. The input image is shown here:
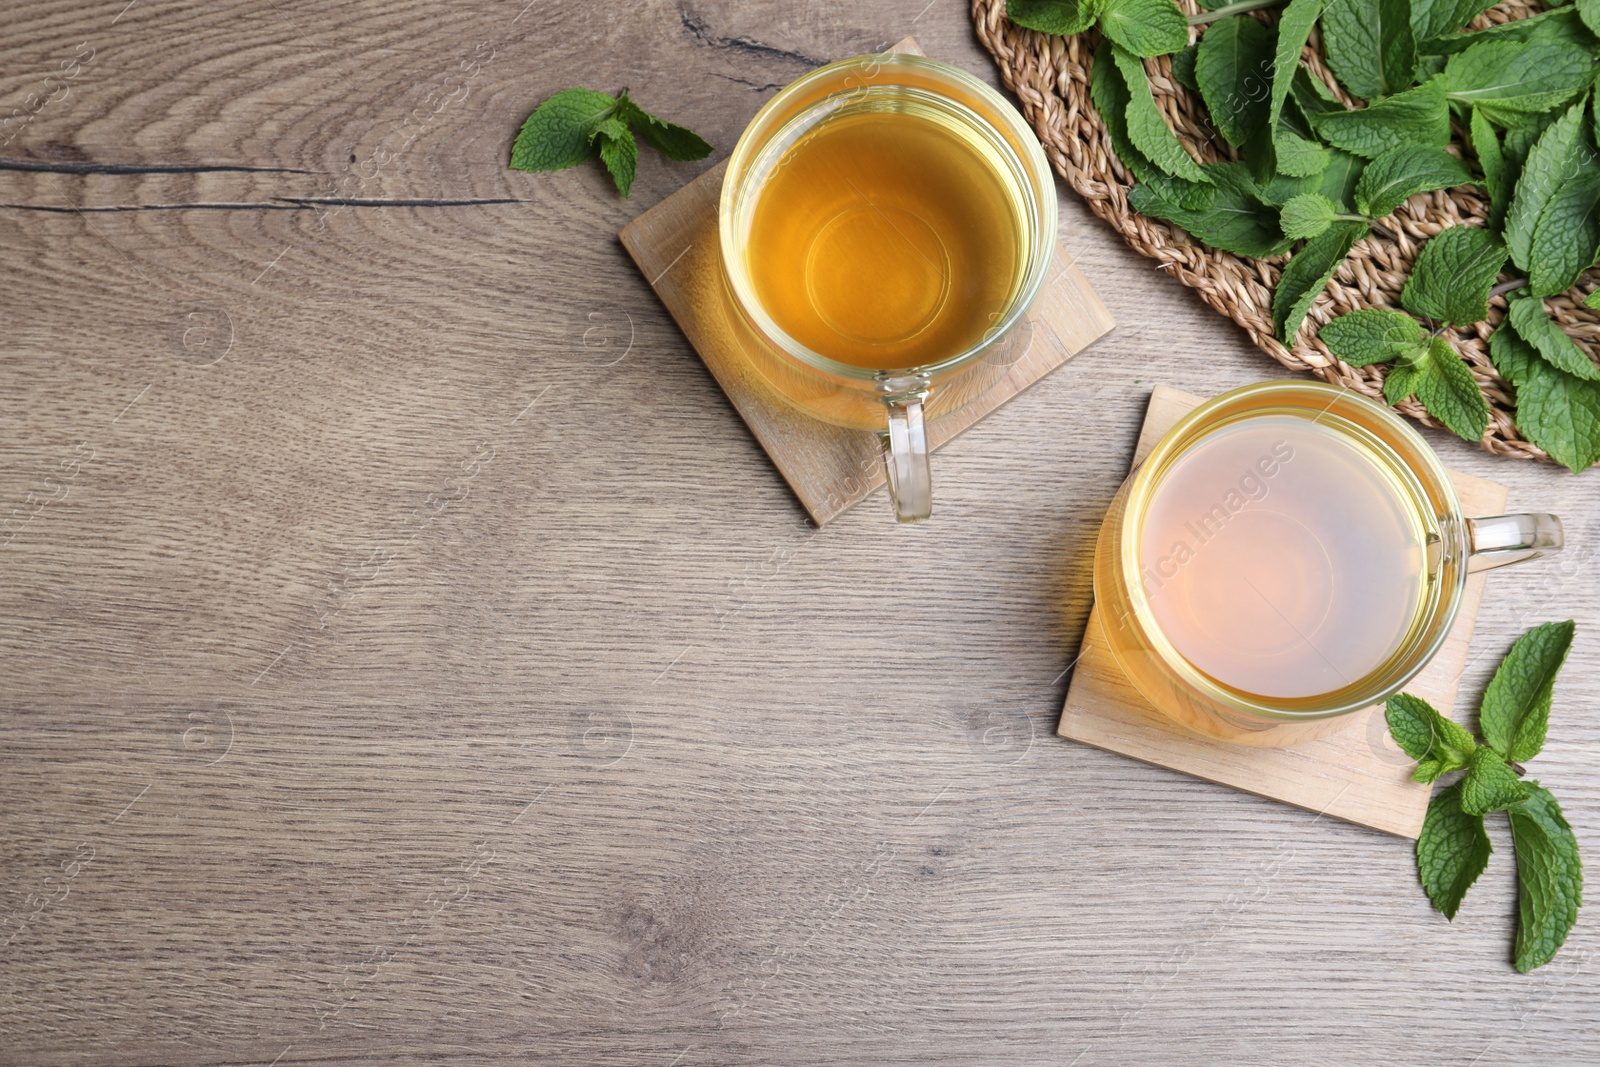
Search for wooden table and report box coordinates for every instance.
[3,2,1597,1063]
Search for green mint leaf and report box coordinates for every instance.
[1291,66,1343,116]
[1268,0,1327,173]
[1507,296,1600,380]
[1320,308,1425,366]
[1587,289,1600,310]
[1440,21,1597,113]
[1007,0,1103,35]
[1470,107,1510,227]
[1312,79,1451,159]
[616,94,713,162]
[1110,43,1211,183]
[510,88,617,173]
[1419,5,1585,57]
[1385,691,1478,777]
[597,125,638,198]
[1460,746,1533,815]
[1528,159,1600,299]
[1384,343,1431,404]
[1280,192,1339,239]
[1417,779,1492,920]
[1272,219,1367,340]
[1353,143,1473,217]
[1508,782,1583,972]
[1401,225,1509,325]
[1490,325,1600,472]
[1580,0,1600,37]
[1128,161,1292,257]
[1170,42,1200,92]
[1505,99,1588,276]
[1099,0,1190,57]
[1320,0,1417,100]
[1259,148,1366,210]
[1480,620,1577,763]
[1411,0,1499,43]
[1193,14,1274,148]
[1416,334,1491,441]
[1091,40,1217,209]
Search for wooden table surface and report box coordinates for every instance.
[3,2,1597,1064]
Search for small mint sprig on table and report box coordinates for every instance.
[509,88,712,198]
[1385,621,1584,972]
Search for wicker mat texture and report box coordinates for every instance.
[971,0,1600,461]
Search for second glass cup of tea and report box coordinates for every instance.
[1095,381,1564,747]
[719,52,1057,522]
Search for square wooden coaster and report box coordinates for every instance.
[1058,386,1507,838]
[618,38,1116,525]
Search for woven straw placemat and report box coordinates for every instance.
[971,0,1600,462]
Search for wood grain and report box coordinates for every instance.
[2,2,1598,1065]
[1059,386,1507,839]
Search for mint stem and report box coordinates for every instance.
[1488,278,1530,301]
[1510,759,1527,777]
[1187,0,1285,24]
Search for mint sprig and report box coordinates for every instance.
[1009,0,1600,469]
[1385,622,1585,971]
[509,88,711,198]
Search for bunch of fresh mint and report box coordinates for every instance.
[1008,0,1600,470]
[1385,621,1583,971]
[510,88,711,198]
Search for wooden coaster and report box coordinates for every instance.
[618,37,1116,525]
[1058,386,1507,838]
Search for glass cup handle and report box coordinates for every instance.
[1465,513,1564,573]
[880,379,931,523]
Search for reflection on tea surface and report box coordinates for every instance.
[1138,414,1428,699]
[744,98,1024,371]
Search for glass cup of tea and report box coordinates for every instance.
[719,52,1057,522]
[1094,381,1564,747]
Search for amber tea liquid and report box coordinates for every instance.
[742,92,1027,370]
[1136,414,1432,700]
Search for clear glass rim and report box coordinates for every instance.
[717,52,1058,383]
[1118,380,1469,722]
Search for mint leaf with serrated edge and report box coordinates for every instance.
[510,88,618,172]
[1401,226,1509,326]
[1415,334,1491,440]
[1280,192,1340,239]
[1385,692,1477,781]
[1411,0,1501,44]
[1505,99,1588,275]
[1587,289,1600,310]
[1470,107,1510,227]
[1440,22,1597,113]
[1194,14,1274,148]
[1129,162,1291,257]
[1008,0,1103,35]
[1312,79,1450,159]
[1353,144,1473,217]
[1507,296,1600,380]
[1267,0,1327,176]
[1320,0,1417,100]
[1384,343,1431,405]
[1320,307,1423,365]
[1091,39,1216,209]
[1509,783,1584,972]
[1491,324,1600,472]
[1170,42,1200,91]
[1417,780,1492,921]
[510,87,711,197]
[1110,43,1212,183]
[1528,158,1600,298]
[1480,621,1576,764]
[1100,0,1189,58]
[1461,746,1532,816]
[615,93,712,162]
[1273,219,1366,340]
